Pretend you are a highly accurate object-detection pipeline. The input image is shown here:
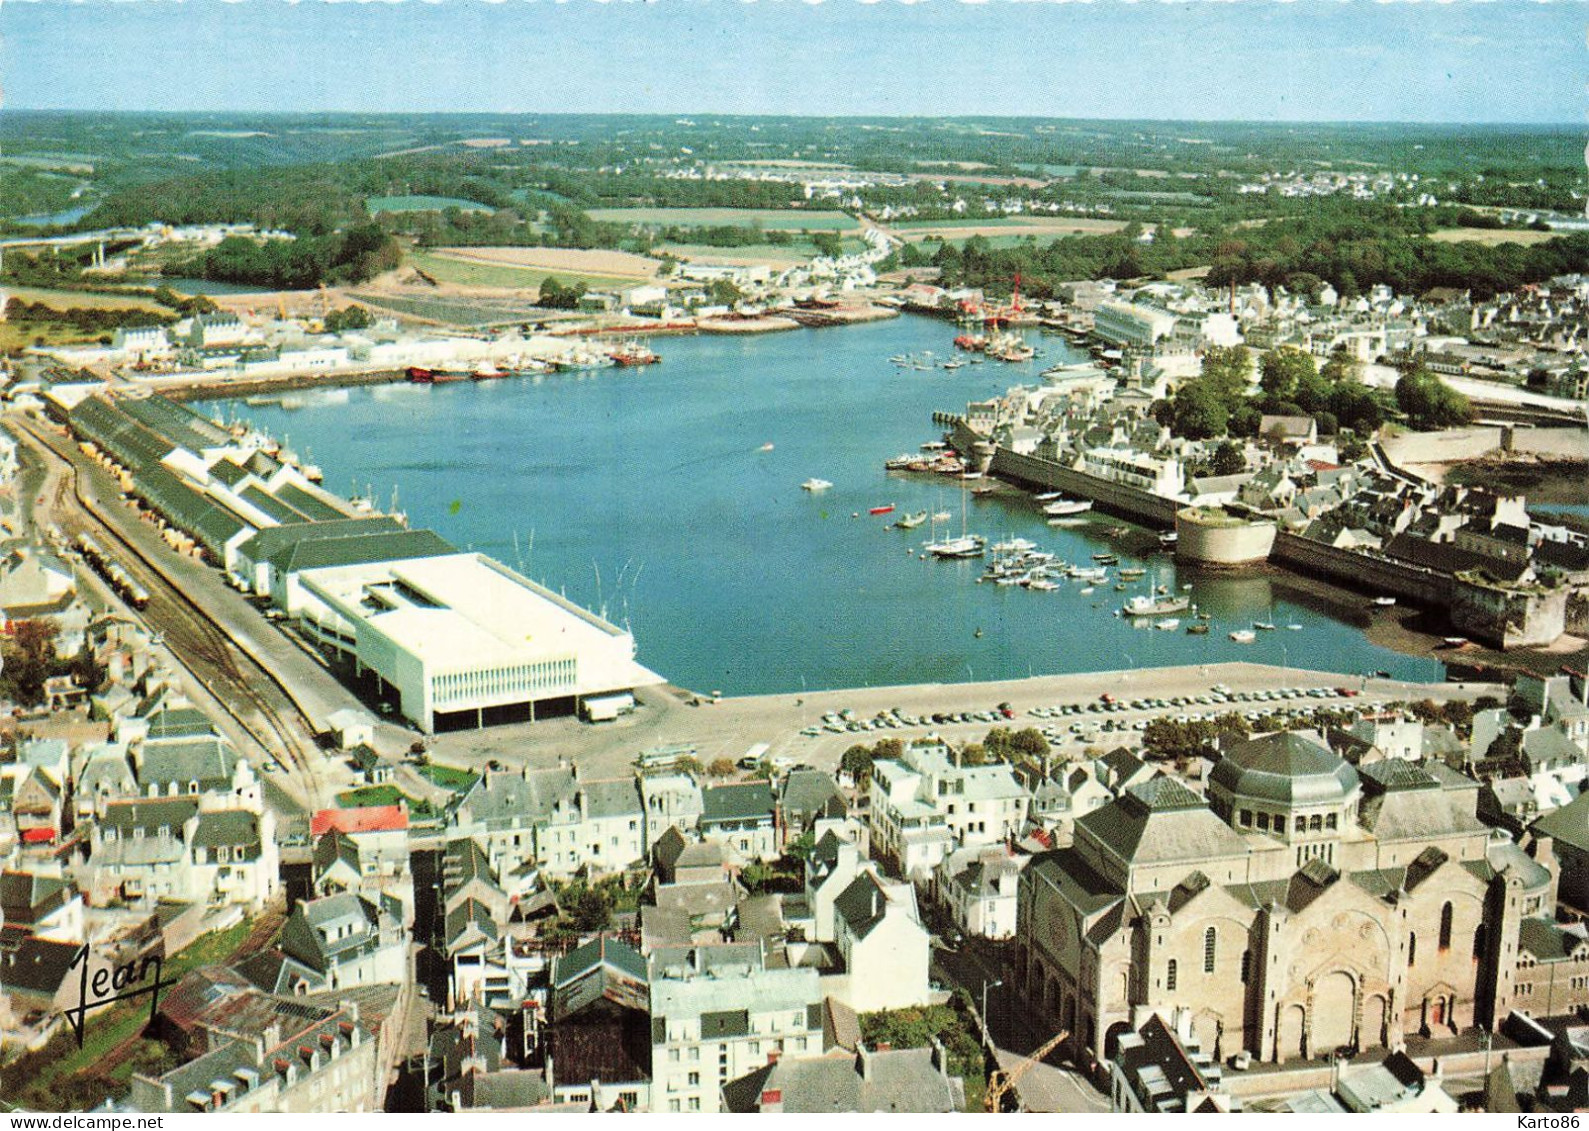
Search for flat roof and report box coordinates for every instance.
[299,552,665,688]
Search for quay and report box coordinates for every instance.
[427,660,1504,784]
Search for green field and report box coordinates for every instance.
[419,762,480,794]
[589,207,858,231]
[409,250,636,292]
[368,194,494,214]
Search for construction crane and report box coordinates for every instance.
[983,1029,1069,1113]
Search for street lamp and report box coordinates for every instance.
[982,977,1004,1045]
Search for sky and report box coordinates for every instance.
[0,0,1582,123]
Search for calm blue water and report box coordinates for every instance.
[199,316,1441,695]
[159,277,278,296]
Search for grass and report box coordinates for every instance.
[418,762,479,794]
[588,207,858,231]
[0,917,261,1108]
[339,784,438,816]
[3,286,174,311]
[368,194,494,214]
[410,250,636,292]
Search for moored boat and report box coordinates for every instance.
[895,511,928,529]
[869,504,896,516]
[1043,499,1094,517]
[1229,629,1256,643]
[1123,593,1192,617]
[801,478,833,492]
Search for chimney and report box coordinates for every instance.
[930,1037,949,1078]
[857,1044,873,1082]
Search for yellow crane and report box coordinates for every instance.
[983,1030,1069,1113]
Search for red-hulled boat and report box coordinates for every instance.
[869,504,896,516]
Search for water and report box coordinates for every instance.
[158,277,279,296]
[198,315,1441,695]
[12,204,94,228]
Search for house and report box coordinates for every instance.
[869,740,1030,879]
[934,846,1027,940]
[699,782,778,865]
[722,1042,964,1113]
[831,870,931,1012]
[547,936,652,1111]
[647,943,825,1114]
[779,769,846,845]
[1110,1011,1234,1113]
[639,771,704,848]
[276,892,408,992]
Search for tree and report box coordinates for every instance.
[841,744,875,788]
[569,886,612,932]
[811,231,844,259]
[1260,347,1318,404]
[1010,728,1049,760]
[709,278,744,306]
[707,757,737,778]
[1395,364,1473,430]
[1171,380,1230,440]
[1211,439,1246,476]
[2,619,58,706]
[1199,345,1252,402]
[960,742,989,767]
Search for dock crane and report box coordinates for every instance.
[983,1029,1069,1113]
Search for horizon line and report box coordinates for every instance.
[1,108,1582,130]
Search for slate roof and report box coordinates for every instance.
[193,811,264,862]
[0,871,69,922]
[100,796,200,836]
[270,529,455,577]
[722,1047,963,1113]
[1077,779,1249,869]
[702,781,775,826]
[275,483,349,523]
[137,736,237,792]
[278,892,386,975]
[1533,791,1589,853]
[781,769,842,821]
[0,935,83,997]
[1209,731,1359,806]
[236,517,404,568]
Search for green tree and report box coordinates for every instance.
[2,620,58,706]
[1260,347,1318,404]
[1010,728,1049,760]
[1211,439,1246,477]
[570,886,613,932]
[1171,380,1231,440]
[1199,344,1253,402]
[841,744,875,788]
[960,742,989,767]
[811,231,845,259]
[1395,364,1473,430]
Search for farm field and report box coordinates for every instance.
[4,285,173,311]
[1427,227,1559,247]
[891,216,1128,237]
[401,253,636,295]
[588,207,859,231]
[367,194,493,213]
[657,238,865,265]
[430,245,660,278]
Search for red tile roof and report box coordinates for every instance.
[310,805,408,836]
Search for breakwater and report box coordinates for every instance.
[946,419,1455,608]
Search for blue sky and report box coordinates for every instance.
[1,0,1581,123]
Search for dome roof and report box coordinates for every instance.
[1209,731,1359,807]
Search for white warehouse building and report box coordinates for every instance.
[295,552,664,732]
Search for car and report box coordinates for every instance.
[737,756,762,770]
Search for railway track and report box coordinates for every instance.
[12,417,329,808]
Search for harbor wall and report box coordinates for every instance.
[1509,427,1589,459]
[1271,532,1452,607]
[940,420,1455,607]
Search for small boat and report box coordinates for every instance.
[884,454,917,471]
[1092,553,1119,564]
[759,443,776,452]
[801,478,833,492]
[1374,597,1397,607]
[971,485,997,498]
[1254,622,1277,631]
[1028,578,1060,591]
[1124,594,1193,617]
[869,504,896,516]
[931,510,952,523]
[927,535,987,559]
[941,359,965,370]
[472,361,508,380]
[1044,499,1094,517]
[1442,636,1470,647]
[1048,517,1088,528]
[1079,586,1095,595]
[1034,491,1063,502]
[921,440,949,452]
[1159,531,1179,547]
[1229,629,1257,643]
[895,511,928,529]
[1118,568,1146,581]
[1156,619,1181,631]
[1186,623,1210,635]
[609,341,660,366]
[990,537,1038,554]
[1286,624,1304,631]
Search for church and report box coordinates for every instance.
[1016,730,1557,1068]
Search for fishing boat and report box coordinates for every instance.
[801,478,833,492]
[869,504,896,516]
[1123,593,1193,617]
[1229,629,1257,643]
[1186,623,1210,635]
[895,511,928,529]
[609,340,660,366]
[472,361,508,380]
[1044,499,1094,517]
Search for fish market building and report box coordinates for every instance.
[295,552,665,732]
